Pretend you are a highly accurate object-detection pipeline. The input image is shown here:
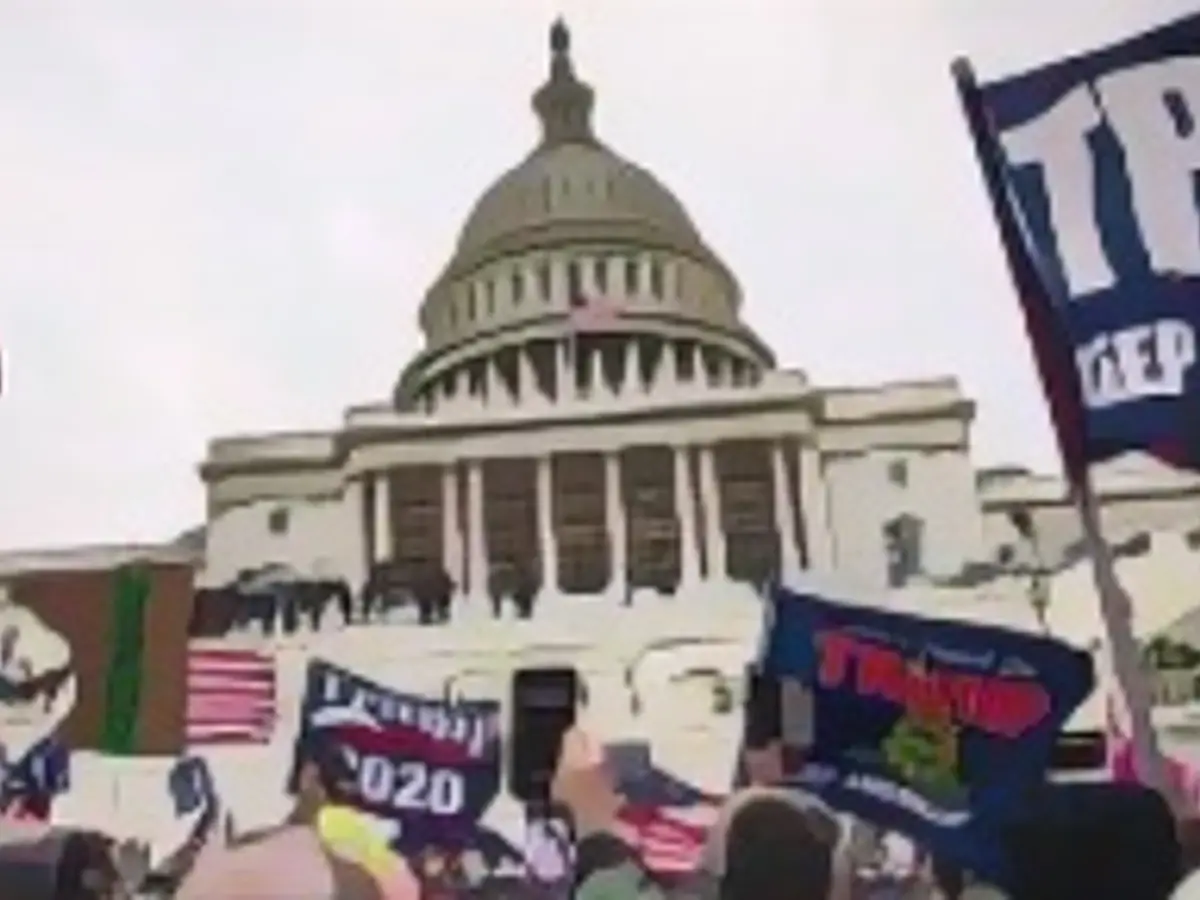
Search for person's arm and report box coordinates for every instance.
[139,801,217,893]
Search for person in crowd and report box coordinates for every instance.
[238,734,357,842]
[488,563,510,619]
[123,776,220,897]
[432,564,454,624]
[512,562,537,620]
[552,727,851,900]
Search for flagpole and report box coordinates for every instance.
[951,58,1174,807]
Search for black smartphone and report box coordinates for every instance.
[743,665,782,748]
[509,666,579,803]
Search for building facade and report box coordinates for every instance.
[195,23,1200,604]
[197,24,986,598]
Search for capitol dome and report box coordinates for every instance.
[396,21,774,412]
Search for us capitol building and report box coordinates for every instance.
[191,22,1200,610]
[12,22,1200,845]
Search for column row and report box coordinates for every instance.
[363,441,833,598]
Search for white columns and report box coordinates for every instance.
[698,445,726,581]
[586,346,602,399]
[442,465,464,592]
[372,472,392,563]
[537,455,559,596]
[673,445,700,586]
[481,358,493,408]
[658,342,678,392]
[518,346,540,408]
[798,445,835,572]
[466,461,487,598]
[605,452,627,601]
[345,478,368,590]
[771,442,802,582]
[622,338,639,397]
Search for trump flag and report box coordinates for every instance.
[960,12,1200,472]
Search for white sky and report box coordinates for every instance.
[0,0,1194,550]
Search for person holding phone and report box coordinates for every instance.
[552,727,851,900]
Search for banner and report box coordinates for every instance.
[968,11,1200,471]
[293,660,505,856]
[952,10,1200,801]
[759,585,1094,880]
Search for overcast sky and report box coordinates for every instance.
[0,0,1194,550]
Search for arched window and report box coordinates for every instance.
[485,279,495,315]
[537,261,552,302]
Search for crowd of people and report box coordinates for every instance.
[186,559,548,640]
[8,722,1200,899]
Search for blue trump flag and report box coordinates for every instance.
[953,11,1190,802]
[291,659,503,854]
[759,585,1094,881]
[961,12,1200,472]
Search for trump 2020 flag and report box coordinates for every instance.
[292,659,502,854]
[951,13,1200,803]
[759,584,1094,882]
[963,12,1200,470]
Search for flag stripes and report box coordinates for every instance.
[185,647,276,746]
[614,804,716,875]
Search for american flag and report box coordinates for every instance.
[185,647,277,746]
[614,802,718,877]
[568,292,621,332]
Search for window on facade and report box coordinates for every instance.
[485,279,495,315]
[567,259,583,303]
[267,507,290,536]
[887,459,909,488]
[712,679,734,715]
[595,258,608,294]
[447,303,458,328]
[649,259,664,298]
[511,269,524,305]
[624,257,640,296]
[537,261,552,302]
[466,284,477,320]
[883,514,924,588]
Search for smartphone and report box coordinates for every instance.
[743,666,782,749]
[509,666,579,803]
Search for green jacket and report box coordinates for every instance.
[573,833,715,900]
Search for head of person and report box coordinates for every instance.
[293,735,355,814]
[701,787,844,900]
[56,830,120,900]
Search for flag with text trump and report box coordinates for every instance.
[961,12,1200,472]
